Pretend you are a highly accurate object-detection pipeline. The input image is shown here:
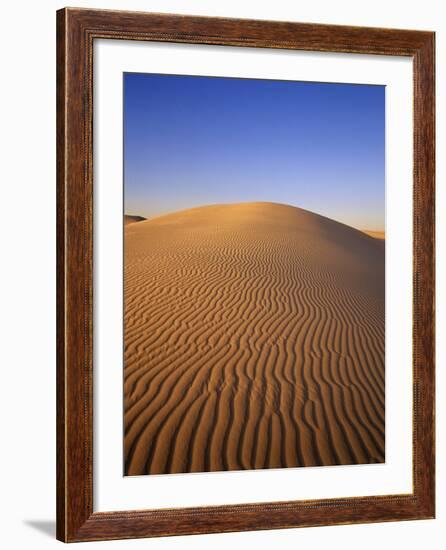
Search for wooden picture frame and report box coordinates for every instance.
[56,7,435,542]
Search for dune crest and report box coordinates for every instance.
[124,202,385,475]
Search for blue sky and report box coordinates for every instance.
[124,73,385,231]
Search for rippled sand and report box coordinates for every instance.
[124,202,385,475]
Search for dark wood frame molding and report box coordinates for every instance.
[57,7,435,542]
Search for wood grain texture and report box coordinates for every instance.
[56,7,435,542]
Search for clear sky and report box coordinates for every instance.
[124,73,385,231]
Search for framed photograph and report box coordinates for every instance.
[56,8,435,542]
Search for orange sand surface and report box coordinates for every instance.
[124,203,385,475]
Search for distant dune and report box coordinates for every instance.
[124,214,146,225]
[362,230,385,240]
[124,202,385,475]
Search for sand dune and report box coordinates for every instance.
[124,202,385,475]
[362,230,385,240]
[124,214,146,225]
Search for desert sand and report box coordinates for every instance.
[362,230,385,240]
[124,202,385,475]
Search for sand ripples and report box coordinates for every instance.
[123,203,385,475]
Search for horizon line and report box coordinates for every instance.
[124,201,385,234]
